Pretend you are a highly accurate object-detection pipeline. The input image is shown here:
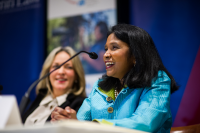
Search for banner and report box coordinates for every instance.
[47,0,117,96]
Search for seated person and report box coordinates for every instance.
[51,24,179,133]
[22,46,86,126]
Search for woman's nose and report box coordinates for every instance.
[57,66,65,74]
[104,51,111,59]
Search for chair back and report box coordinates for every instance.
[170,123,200,133]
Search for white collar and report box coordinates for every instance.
[56,93,68,106]
[39,93,68,106]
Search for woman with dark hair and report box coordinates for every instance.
[51,24,179,133]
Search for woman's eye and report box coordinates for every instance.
[52,65,59,68]
[113,46,118,50]
[65,66,73,69]
[104,48,108,51]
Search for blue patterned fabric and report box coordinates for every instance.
[77,71,172,133]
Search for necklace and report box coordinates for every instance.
[115,88,119,99]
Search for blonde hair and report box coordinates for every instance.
[36,46,86,97]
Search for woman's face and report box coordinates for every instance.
[104,33,135,80]
[49,51,76,96]
[94,26,103,41]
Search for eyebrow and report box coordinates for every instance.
[104,42,118,48]
[52,62,71,65]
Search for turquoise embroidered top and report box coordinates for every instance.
[77,71,172,133]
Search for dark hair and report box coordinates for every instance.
[96,21,109,40]
[98,24,179,93]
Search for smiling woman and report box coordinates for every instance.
[104,33,135,80]
[51,24,179,133]
[22,46,86,126]
[49,51,76,97]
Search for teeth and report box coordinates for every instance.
[57,79,66,81]
[106,62,114,66]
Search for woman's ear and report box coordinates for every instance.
[72,74,78,89]
[132,56,136,66]
[74,74,78,84]
[134,60,136,66]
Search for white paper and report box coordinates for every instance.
[0,95,22,129]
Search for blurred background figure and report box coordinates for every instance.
[22,46,86,126]
[80,21,108,74]
[47,10,115,75]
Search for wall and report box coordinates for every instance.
[129,0,200,127]
[0,0,46,104]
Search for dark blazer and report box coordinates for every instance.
[22,88,86,123]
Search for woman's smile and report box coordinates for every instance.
[49,51,76,95]
[105,61,115,69]
[103,33,135,79]
[56,78,67,83]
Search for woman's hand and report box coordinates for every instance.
[51,106,77,122]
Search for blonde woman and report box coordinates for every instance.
[22,46,86,126]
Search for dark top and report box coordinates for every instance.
[22,88,86,123]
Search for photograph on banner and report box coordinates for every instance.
[47,9,116,75]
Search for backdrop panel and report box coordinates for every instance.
[47,0,117,96]
[0,0,46,103]
[130,0,200,127]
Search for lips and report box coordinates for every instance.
[56,78,67,83]
[105,62,115,69]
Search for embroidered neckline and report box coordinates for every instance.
[115,88,119,99]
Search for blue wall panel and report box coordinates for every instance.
[130,0,200,126]
[0,0,46,104]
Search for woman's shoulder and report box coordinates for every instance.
[157,70,170,78]
[89,79,101,91]
[38,88,48,96]
[150,70,171,88]
[155,70,171,83]
[94,79,100,87]
[87,79,103,96]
